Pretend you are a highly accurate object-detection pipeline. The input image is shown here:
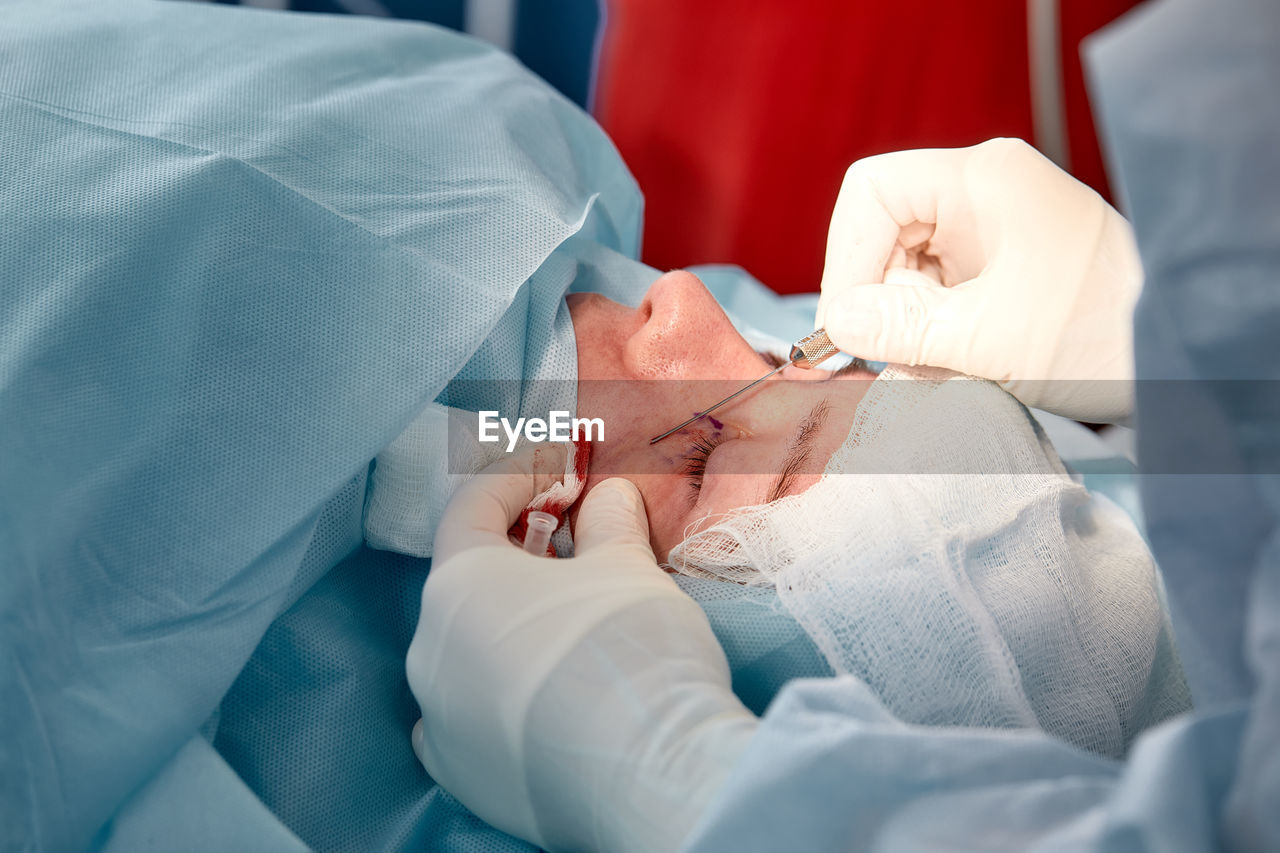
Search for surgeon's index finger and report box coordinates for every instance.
[434,453,537,561]
[819,148,965,310]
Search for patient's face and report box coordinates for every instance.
[568,271,874,560]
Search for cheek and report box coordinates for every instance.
[570,293,639,382]
[585,390,646,436]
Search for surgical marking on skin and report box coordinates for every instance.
[695,412,725,430]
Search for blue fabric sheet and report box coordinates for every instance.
[0,2,647,850]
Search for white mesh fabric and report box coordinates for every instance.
[669,365,1190,757]
[364,404,476,558]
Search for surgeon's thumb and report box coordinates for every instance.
[573,478,655,561]
[823,282,963,368]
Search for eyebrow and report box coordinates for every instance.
[831,356,870,377]
[765,398,831,503]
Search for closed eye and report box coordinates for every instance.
[680,432,726,505]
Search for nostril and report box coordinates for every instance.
[627,270,736,379]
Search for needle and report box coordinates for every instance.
[648,328,840,445]
[648,362,788,445]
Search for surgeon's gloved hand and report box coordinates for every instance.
[817,137,1143,422]
[407,452,758,853]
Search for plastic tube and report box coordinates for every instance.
[522,511,558,556]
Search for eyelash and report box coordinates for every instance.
[680,432,726,498]
[676,350,781,502]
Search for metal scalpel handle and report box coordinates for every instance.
[789,328,839,369]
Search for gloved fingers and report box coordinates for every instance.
[817,147,967,327]
[434,450,538,562]
[410,718,428,767]
[572,478,656,564]
[883,266,944,288]
[815,185,899,330]
[822,281,975,368]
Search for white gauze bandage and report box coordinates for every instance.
[668,365,1189,757]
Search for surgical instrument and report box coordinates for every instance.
[649,329,840,444]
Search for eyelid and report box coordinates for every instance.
[755,349,786,368]
[679,431,726,507]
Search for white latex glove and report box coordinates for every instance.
[816,137,1143,422]
[406,452,758,853]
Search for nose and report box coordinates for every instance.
[624,271,761,379]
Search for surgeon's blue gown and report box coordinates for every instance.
[686,0,1280,850]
